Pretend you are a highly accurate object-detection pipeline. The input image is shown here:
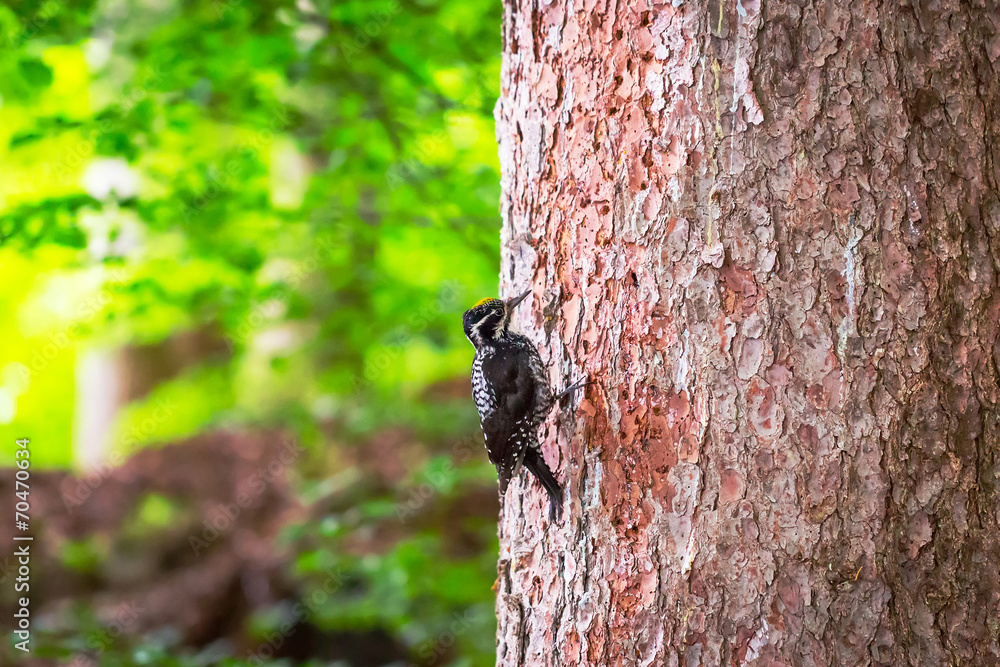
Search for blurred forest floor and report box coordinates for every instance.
[3,410,500,666]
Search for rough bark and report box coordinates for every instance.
[493,0,1000,664]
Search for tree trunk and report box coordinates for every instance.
[493,0,1000,664]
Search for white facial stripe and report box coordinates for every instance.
[469,313,489,341]
[496,308,510,339]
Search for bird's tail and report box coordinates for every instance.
[522,447,563,521]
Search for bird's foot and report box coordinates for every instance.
[554,376,594,403]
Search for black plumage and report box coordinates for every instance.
[463,291,576,520]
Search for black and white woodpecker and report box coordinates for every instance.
[463,290,585,520]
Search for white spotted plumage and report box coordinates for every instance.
[471,346,495,422]
[463,293,569,520]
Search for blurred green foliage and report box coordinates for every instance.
[1,0,504,664]
[1,0,503,460]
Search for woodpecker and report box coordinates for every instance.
[463,290,585,520]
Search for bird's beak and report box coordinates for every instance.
[505,289,531,311]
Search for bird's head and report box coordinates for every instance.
[463,290,531,348]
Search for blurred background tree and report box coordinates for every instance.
[0,0,504,664]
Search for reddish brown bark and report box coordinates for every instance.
[493,0,1000,664]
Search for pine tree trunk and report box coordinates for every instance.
[493,0,1000,664]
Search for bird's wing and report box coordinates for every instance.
[481,346,538,494]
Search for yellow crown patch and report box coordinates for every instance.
[473,297,501,308]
